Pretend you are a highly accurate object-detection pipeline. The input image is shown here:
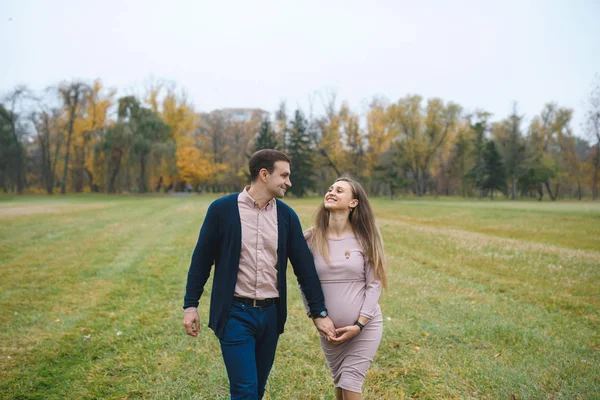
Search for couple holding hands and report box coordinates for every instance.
[183,150,387,400]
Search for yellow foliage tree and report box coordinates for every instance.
[388,95,461,196]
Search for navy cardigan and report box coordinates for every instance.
[183,194,326,339]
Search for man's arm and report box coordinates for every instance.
[287,211,336,339]
[287,211,324,314]
[183,202,220,337]
[183,202,220,308]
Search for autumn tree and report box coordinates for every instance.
[155,86,199,191]
[365,97,394,194]
[0,86,30,193]
[102,121,132,193]
[388,95,461,196]
[585,75,600,200]
[57,81,89,194]
[71,80,114,192]
[314,90,344,193]
[29,99,63,194]
[120,96,172,193]
[448,120,475,196]
[526,103,574,201]
[340,102,366,180]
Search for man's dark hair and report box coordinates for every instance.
[249,149,291,181]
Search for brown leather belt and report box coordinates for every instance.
[233,296,278,307]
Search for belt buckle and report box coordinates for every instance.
[253,299,258,307]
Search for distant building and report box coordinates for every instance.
[213,108,269,122]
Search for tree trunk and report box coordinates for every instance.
[544,181,557,201]
[108,150,122,193]
[71,148,85,193]
[86,168,97,192]
[61,127,74,194]
[511,175,517,200]
[593,144,599,200]
[139,153,147,193]
[15,161,24,194]
[7,117,25,194]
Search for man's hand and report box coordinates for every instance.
[312,316,336,340]
[329,325,360,344]
[183,309,200,337]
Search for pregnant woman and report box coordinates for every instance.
[303,177,387,400]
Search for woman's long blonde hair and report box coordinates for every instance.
[306,177,387,288]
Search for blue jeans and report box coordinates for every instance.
[219,301,279,400]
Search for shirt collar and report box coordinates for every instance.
[240,186,275,211]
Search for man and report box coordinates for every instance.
[183,149,335,399]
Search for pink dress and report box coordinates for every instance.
[304,235,383,393]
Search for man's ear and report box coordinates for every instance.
[260,168,269,182]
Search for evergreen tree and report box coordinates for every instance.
[287,110,314,197]
[494,104,526,199]
[465,120,487,197]
[482,140,506,199]
[251,118,278,153]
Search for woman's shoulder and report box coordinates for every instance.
[303,228,314,242]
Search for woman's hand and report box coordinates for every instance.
[329,325,361,344]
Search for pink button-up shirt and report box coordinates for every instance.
[234,187,279,299]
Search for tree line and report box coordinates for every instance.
[1,77,599,200]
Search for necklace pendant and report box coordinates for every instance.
[345,250,350,259]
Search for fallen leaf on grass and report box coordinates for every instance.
[83,335,91,340]
[423,332,429,337]
[186,346,192,351]
[494,353,502,358]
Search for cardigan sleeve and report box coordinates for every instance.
[287,210,326,315]
[183,201,220,309]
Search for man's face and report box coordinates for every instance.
[265,161,292,198]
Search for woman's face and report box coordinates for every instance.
[323,181,358,212]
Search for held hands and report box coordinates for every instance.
[312,316,336,340]
[183,309,200,337]
[328,324,361,344]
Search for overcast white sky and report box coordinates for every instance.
[2,0,599,135]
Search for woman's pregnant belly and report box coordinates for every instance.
[322,281,365,328]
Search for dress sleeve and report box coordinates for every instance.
[359,259,382,319]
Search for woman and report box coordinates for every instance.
[304,177,387,400]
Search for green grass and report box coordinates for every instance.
[1,195,599,399]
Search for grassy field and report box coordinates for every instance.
[0,195,599,399]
